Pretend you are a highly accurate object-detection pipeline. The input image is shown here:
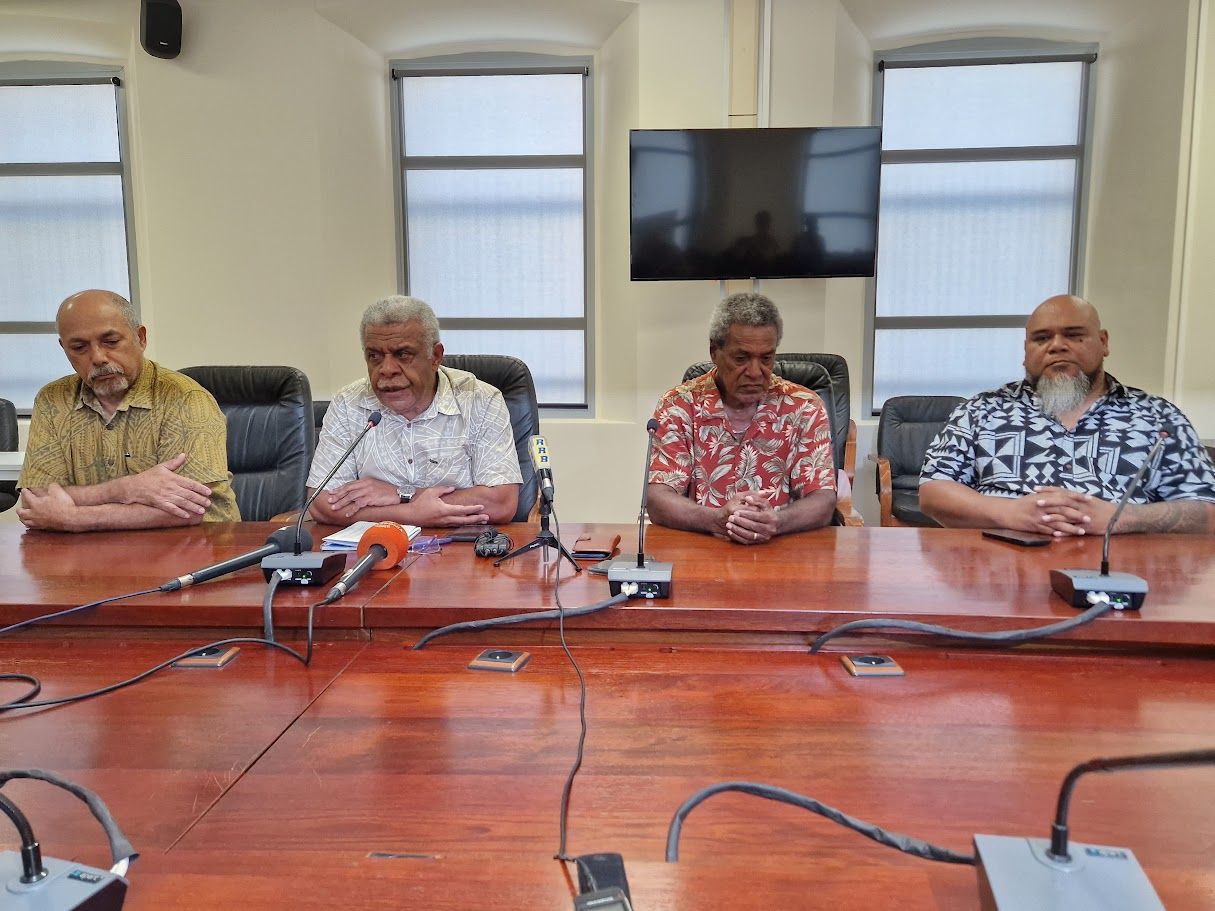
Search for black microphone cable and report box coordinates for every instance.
[0,587,164,638]
[0,587,328,714]
[666,780,975,865]
[808,592,1117,654]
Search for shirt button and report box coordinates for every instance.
[408,458,413,464]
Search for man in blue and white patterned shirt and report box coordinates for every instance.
[307,295,521,527]
[921,294,1215,536]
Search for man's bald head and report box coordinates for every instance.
[1023,293,1109,418]
[55,289,147,405]
[56,289,140,334]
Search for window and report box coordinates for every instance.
[0,68,134,411]
[392,56,592,408]
[869,43,1095,409]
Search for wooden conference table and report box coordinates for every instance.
[2,521,1214,910]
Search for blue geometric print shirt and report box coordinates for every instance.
[921,375,1215,504]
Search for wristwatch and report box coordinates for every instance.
[398,486,415,504]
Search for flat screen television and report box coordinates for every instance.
[629,126,881,281]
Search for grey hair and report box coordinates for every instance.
[359,295,441,349]
[708,292,783,350]
[57,290,140,333]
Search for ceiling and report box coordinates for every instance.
[315,0,638,55]
[837,0,1175,46]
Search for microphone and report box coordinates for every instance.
[529,435,555,504]
[607,418,672,598]
[974,747,1215,911]
[1049,433,1167,611]
[261,410,382,587]
[322,521,411,604]
[160,527,308,592]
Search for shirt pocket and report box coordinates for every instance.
[414,442,473,490]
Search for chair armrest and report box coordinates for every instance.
[868,453,894,527]
[844,419,857,487]
[270,510,310,525]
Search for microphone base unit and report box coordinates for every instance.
[606,558,672,599]
[260,552,346,587]
[1,851,127,910]
[1049,569,1147,610]
[974,835,1164,911]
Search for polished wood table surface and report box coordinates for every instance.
[2,521,1213,648]
[1,638,1213,909]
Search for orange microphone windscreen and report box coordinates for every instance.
[356,521,411,568]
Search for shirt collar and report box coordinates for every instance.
[694,367,780,421]
[75,359,155,417]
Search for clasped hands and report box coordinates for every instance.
[715,489,779,545]
[324,478,490,526]
[1003,486,1119,537]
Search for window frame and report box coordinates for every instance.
[389,53,595,412]
[0,62,138,414]
[864,39,1098,414]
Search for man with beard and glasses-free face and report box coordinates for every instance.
[18,289,239,532]
[919,294,1215,535]
[306,295,521,527]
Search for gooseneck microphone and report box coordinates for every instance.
[160,527,308,592]
[322,521,412,604]
[973,746,1215,911]
[261,410,382,587]
[635,418,659,569]
[293,410,383,554]
[529,435,555,504]
[1050,433,1167,610]
[607,418,672,598]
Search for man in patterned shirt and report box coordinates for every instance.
[921,294,1215,535]
[18,289,239,532]
[647,293,836,544]
[307,296,521,526]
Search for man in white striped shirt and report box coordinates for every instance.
[306,296,522,527]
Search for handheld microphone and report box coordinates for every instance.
[529,435,555,504]
[261,410,382,587]
[607,418,672,598]
[974,747,1215,911]
[1049,433,1167,611]
[160,527,307,592]
[323,521,411,604]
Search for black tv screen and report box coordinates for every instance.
[629,127,881,281]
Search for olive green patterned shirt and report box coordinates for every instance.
[19,360,240,522]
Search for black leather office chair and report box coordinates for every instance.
[0,398,17,513]
[681,355,860,525]
[179,366,313,522]
[309,357,539,522]
[443,354,539,523]
[873,395,964,527]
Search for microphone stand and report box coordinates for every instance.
[493,494,581,572]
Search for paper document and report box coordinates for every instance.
[321,521,420,550]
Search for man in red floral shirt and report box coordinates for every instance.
[647,293,836,544]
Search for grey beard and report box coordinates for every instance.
[1033,371,1092,419]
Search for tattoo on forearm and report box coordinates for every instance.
[1122,502,1215,534]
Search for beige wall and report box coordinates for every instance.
[2,0,1211,531]
[1174,0,1215,432]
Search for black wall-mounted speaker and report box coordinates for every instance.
[140,0,182,59]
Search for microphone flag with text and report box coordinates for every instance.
[323,521,412,604]
[529,435,555,504]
